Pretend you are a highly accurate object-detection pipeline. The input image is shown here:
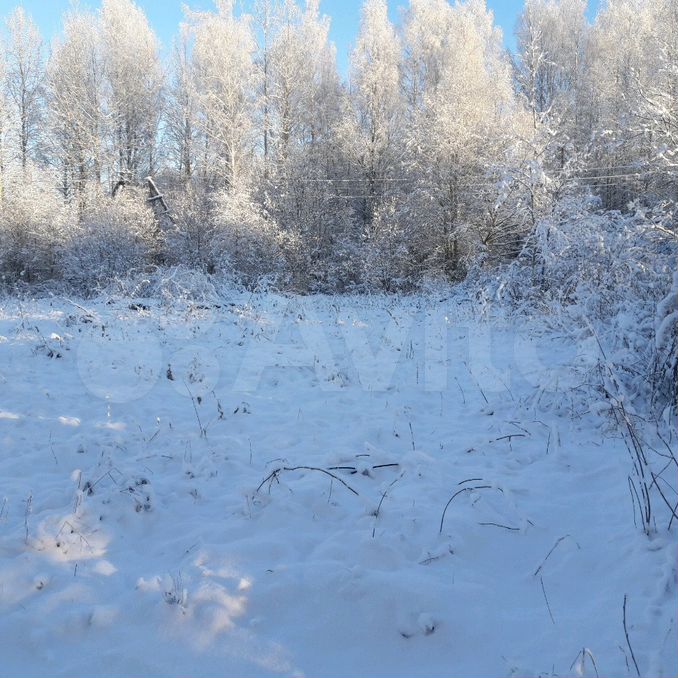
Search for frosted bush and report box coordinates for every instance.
[0,169,73,286]
[64,189,158,290]
[482,195,677,419]
[209,189,285,287]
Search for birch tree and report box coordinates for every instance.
[165,26,197,184]
[588,0,678,206]
[514,0,588,124]
[401,0,454,112]
[254,0,277,172]
[634,0,678,189]
[190,0,259,190]
[4,7,44,171]
[47,8,104,211]
[100,0,163,187]
[0,39,8,203]
[343,0,402,226]
[262,0,350,289]
[400,0,519,278]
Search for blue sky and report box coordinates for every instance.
[0,0,600,76]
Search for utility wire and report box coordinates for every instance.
[273,167,676,187]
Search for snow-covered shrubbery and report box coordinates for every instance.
[654,270,678,417]
[468,193,677,532]
[465,196,678,534]
[209,190,285,286]
[0,169,73,285]
[260,162,356,293]
[63,189,158,291]
[360,200,411,291]
[484,195,677,420]
[163,187,219,272]
[100,264,238,307]
[164,188,288,287]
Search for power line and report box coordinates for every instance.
[272,167,676,187]
[283,169,677,200]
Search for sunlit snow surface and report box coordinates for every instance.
[0,293,675,677]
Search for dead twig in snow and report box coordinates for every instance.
[540,575,555,624]
[628,477,640,529]
[48,431,58,465]
[372,473,404,538]
[509,421,530,434]
[649,471,678,529]
[257,466,359,496]
[184,380,206,438]
[493,434,527,442]
[57,520,93,553]
[463,361,488,404]
[478,522,520,531]
[454,376,466,404]
[439,484,493,534]
[61,297,98,322]
[623,594,641,677]
[533,535,580,577]
[326,462,400,475]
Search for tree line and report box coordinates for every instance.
[0,0,675,292]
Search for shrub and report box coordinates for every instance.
[0,168,73,285]
[64,188,158,290]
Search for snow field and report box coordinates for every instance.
[0,293,675,677]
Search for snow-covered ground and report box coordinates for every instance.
[0,292,675,677]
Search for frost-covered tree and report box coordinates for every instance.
[587,0,678,207]
[189,0,259,190]
[400,0,453,111]
[47,8,104,211]
[4,7,44,171]
[100,0,163,186]
[267,0,304,164]
[253,0,277,171]
[632,3,678,170]
[514,0,588,126]
[164,26,198,184]
[264,0,343,163]
[342,0,402,227]
[399,0,520,279]
[511,0,591,230]
[0,41,8,203]
[261,0,350,289]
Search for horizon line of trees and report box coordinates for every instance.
[0,0,676,292]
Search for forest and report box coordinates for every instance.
[0,0,674,293]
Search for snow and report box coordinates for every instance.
[0,292,675,677]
